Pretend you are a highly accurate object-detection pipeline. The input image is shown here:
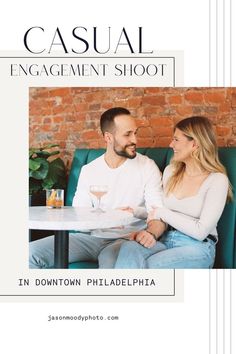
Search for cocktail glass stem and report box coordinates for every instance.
[94,197,103,213]
[97,197,102,212]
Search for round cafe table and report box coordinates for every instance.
[29,206,135,268]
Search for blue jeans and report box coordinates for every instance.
[114,230,216,269]
[29,233,127,269]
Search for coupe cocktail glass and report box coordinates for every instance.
[89,185,108,213]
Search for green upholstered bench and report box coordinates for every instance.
[66,147,236,269]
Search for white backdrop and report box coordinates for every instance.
[0,1,235,353]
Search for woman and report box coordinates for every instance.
[114,116,233,269]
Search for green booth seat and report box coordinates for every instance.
[215,148,236,268]
[69,261,98,269]
[66,147,236,269]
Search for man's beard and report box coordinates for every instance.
[113,143,137,159]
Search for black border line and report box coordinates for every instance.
[0,54,177,297]
[1,270,176,297]
[0,56,175,58]
[0,56,176,87]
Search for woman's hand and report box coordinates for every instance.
[129,230,156,248]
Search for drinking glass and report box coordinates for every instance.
[46,189,64,208]
[89,185,108,213]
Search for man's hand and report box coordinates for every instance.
[118,207,134,214]
[129,230,156,248]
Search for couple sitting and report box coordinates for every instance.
[29,107,232,269]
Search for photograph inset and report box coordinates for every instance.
[29,87,236,269]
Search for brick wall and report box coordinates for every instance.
[29,87,236,169]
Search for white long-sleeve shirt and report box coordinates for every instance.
[156,165,229,241]
[72,153,163,237]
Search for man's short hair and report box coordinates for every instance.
[100,107,131,135]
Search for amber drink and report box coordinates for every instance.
[46,189,64,208]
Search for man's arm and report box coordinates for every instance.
[72,167,92,207]
[128,158,166,248]
[144,159,163,211]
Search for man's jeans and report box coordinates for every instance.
[114,230,216,269]
[29,232,127,269]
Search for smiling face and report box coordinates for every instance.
[169,128,197,162]
[106,114,138,159]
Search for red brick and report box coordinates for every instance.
[76,113,87,121]
[58,123,70,132]
[113,99,128,107]
[29,102,43,116]
[41,125,51,132]
[101,102,112,110]
[155,137,171,147]
[69,122,84,131]
[30,116,43,124]
[135,118,149,126]
[74,103,88,112]
[227,138,236,146]
[142,95,166,106]
[185,92,204,104]
[59,141,66,149]
[149,116,173,127]
[49,88,71,97]
[53,116,64,123]
[127,97,142,107]
[113,88,132,98]
[97,141,106,148]
[89,103,101,111]
[231,93,236,108]
[86,92,106,102]
[168,95,183,104]
[89,141,101,149]
[86,112,100,121]
[32,90,49,99]
[54,131,68,140]
[152,126,173,137]
[62,96,73,104]
[204,92,226,103]
[63,105,76,114]
[137,127,153,138]
[29,87,234,168]
[52,105,65,115]
[144,88,161,94]
[41,108,52,116]
[175,105,193,116]
[162,88,182,94]
[217,138,226,146]
[81,130,101,140]
[71,88,93,94]
[30,125,40,132]
[143,106,163,115]
[138,138,155,147]
[66,114,77,122]
[43,118,51,124]
[217,102,231,113]
[216,126,232,136]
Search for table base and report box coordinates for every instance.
[54,230,69,268]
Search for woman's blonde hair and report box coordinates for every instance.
[166,116,233,201]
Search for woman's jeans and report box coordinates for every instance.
[114,230,216,269]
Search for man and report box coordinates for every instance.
[29,107,166,268]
